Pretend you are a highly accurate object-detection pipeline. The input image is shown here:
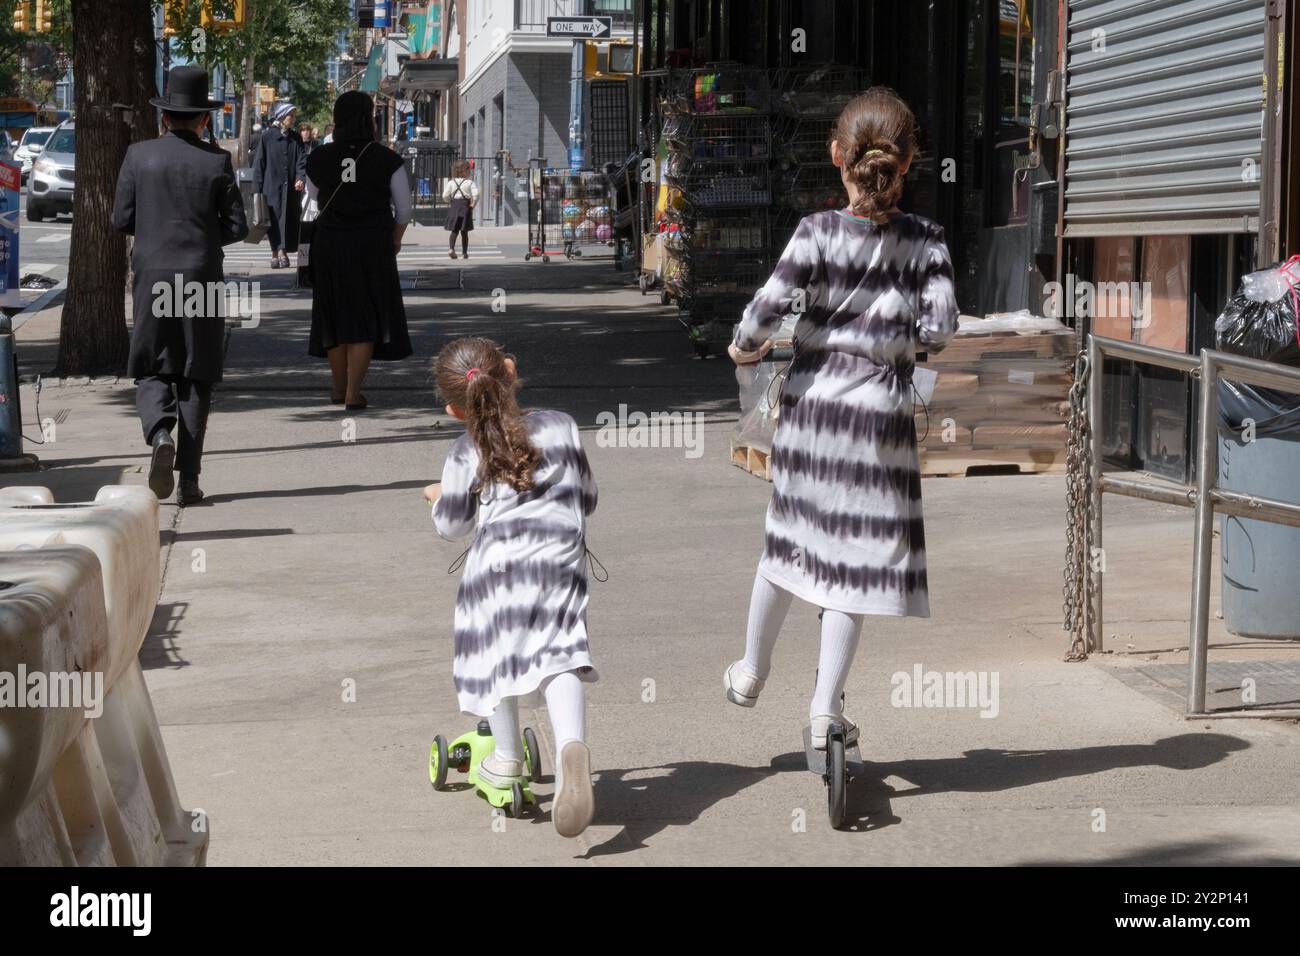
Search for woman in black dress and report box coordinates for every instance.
[304,91,413,409]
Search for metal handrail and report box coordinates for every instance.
[1087,334,1300,716]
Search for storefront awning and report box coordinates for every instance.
[398,58,458,93]
[359,44,385,93]
[407,12,441,58]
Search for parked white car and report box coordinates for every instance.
[14,126,56,185]
[26,122,73,221]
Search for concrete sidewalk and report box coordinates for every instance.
[8,225,1300,865]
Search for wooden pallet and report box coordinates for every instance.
[918,445,1067,478]
[730,442,771,481]
[732,442,1064,480]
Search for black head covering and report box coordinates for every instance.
[333,91,376,143]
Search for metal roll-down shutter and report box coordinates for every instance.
[1063,0,1267,237]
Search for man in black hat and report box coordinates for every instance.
[112,65,248,507]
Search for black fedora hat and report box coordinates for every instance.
[150,66,224,113]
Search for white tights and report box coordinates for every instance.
[487,670,586,765]
[741,573,863,719]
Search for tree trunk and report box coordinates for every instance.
[237,45,255,166]
[55,0,156,377]
[236,0,256,166]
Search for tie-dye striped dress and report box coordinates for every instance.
[432,409,599,716]
[733,210,960,617]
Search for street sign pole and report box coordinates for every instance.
[548,17,613,170]
[0,156,37,471]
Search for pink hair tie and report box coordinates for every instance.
[466,367,481,381]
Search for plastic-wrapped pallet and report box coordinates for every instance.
[914,312,1075,477]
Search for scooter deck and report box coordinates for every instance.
[803,726,864,776]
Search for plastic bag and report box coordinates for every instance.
[1215,257,1300,366]
[734,359,788,452]
[1218,379,1300,439]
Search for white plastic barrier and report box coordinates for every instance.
[0,486,207,866]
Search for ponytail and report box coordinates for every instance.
[435,338,541,493]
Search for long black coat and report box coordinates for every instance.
[112,129,248,384]
[252,125,307,251]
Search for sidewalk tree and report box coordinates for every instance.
[168,0,349,163]
[53,0,156,376]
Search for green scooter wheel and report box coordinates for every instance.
[430,735,449,790]
[523,727,542,782]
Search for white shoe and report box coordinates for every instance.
[810,713,860,750]
[552,741,594,838]
[724,661,765,708]
[477,752,525,789]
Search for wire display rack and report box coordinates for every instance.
[656,65,776,354]
[525,164,616,262]
[769,67,866,244]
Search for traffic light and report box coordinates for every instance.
[33,0,52,32]
[202,0,247,31]
[12,1,31,33]
[162,0,186,36]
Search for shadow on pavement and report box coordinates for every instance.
[1020,837,1300,866]
[579,734,1250,856]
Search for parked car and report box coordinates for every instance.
[26,122,73,222]
[14,126,55,184]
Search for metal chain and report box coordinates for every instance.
[1063,349,1096,661]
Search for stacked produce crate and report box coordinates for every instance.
[914,314,1075,477]
[729,314,1075,483]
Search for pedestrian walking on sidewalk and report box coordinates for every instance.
[442,161,478,259]
[303,91,413,410]
[425,337,599,838]
[111,66,248,508]
[722,88,960,748]
[252,101,306,269]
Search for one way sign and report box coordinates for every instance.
[546,16,613,38]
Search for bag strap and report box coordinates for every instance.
[316,142,374,223]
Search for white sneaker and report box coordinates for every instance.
[724,661,765,708]
[552,741,594,838]
[810,713,860,750]
[477,752,525,789]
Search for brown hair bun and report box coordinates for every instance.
[830,87,917,224]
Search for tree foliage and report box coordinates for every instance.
[169,0,349,110]
[0,0,73,102]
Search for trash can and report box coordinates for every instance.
[1218,380,1300,638]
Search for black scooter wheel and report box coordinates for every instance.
[827,735,847,828]
[523,727,542,782]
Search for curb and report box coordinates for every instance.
[9,280,66,332]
